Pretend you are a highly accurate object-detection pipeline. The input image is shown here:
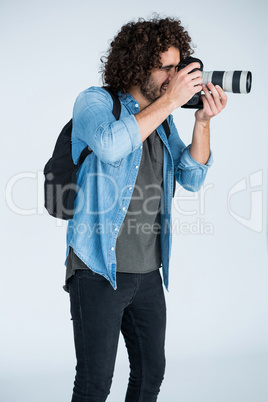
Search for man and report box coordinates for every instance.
[64,16,227,401]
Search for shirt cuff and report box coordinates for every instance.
[180,144,213,168]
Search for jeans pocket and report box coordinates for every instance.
[79,268,107,281]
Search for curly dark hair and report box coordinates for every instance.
[100,16,194,93]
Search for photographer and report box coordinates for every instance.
[65,16,227,401]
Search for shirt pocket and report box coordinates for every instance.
[107,159,122,168]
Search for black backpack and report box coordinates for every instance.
[44,87,172,220]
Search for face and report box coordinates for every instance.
[140,46,181,104]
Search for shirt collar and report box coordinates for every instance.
[118,91,139,106]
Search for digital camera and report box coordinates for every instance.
[177,56,252,109]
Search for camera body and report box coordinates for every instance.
[177,56,252,109]
[177,56,204,109]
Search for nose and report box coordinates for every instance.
[169,68,177,79]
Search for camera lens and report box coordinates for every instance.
[246,71,252,93]
[202,70,252,94]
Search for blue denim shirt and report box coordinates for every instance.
[66,86,213,290]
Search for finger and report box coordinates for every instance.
[188,70,202,81]
[181,62,202,75]
[205,83,223,111]
[202,84,218,115]
[205,83,227,109]
[192,77,203,86]
[214,85,228,108]
[193,84,202,94]
[200,94,213,116]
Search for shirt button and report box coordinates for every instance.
[129,187,132,190]
[135,165,138,169]
[140,145,142,149]
[122,207,126,211]
[115,228,118,231]
[111,247,114,251]
[135,103,139,108]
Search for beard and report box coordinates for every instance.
[140,76,162,104]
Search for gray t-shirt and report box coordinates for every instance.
[64,130,163,291]
[115,130,163,273]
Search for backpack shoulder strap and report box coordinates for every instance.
[103,86,121,120]
[78,87,121,167]
[162,118,170,139]
[78,142,91,168]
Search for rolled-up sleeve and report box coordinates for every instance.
[167,114,213,192]
[72,87,142,164]
[176,144,213,191]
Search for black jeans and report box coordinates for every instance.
[68,268,166,402]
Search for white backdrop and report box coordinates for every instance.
[1,0,268,401]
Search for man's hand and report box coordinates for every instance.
[189,83,227,165]
[164,62,203,109]
[195,83,227,123]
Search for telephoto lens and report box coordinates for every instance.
[202,70,252,94]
